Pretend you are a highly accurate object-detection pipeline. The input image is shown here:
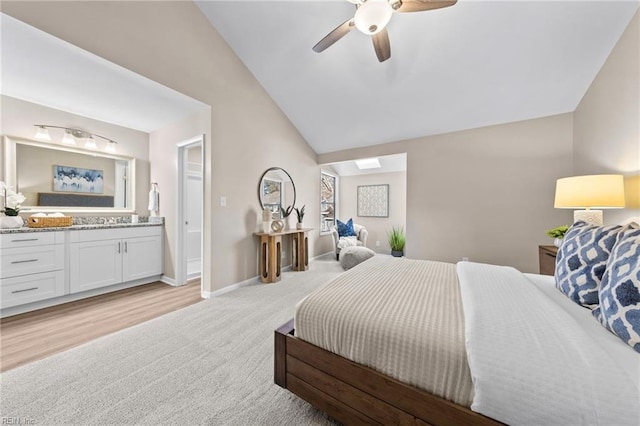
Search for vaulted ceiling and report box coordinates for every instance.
[2,1,637,153]
[197,0,639,154]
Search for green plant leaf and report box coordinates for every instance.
[387,226,406,251]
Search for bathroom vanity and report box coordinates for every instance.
[0,223,163,317]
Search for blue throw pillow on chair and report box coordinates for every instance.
[336,218,357,238]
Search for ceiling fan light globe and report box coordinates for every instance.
[354,0,393,35]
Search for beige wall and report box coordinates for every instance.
[2,1,333,292]
[0,95,150,213]
[573,11,640,225]
[339,172,407,254]
[149,108,210,283]
[320,114,575,273]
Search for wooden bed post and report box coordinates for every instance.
[274,318,294,387]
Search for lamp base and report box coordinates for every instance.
[574,210,603,226]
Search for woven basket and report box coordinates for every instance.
[27,216,73,228]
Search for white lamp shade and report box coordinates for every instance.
[84,137,98,150]
[354,0,393,35]
[61,131,76,145]
[554,174,625,209]
[34,126,51,141]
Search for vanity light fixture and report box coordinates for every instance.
[105,141,117,154]
[61,129,77,145]
[84,136,98,150]
[33,124,118,153]
[34,125,52,141]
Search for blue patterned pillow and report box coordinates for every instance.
[555,221,624,308]
[336,218,356,237]
[593,226,640,352]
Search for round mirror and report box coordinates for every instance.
[258,167,296,216]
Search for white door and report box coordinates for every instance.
[70,240,122,292]
[176,136,204,287]
[186,173,202,279]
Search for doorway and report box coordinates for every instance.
[176,135,204,287]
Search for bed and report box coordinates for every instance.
[274,256,639,425]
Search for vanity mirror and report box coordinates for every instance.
[3,136,135,213]
[258,167,296,216]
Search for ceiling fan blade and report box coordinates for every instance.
[312,19,355,53]
[372,28,391,62]
[395,0,457,13]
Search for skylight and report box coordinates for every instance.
[355,158,381,170]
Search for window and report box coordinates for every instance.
[320,171,337,234]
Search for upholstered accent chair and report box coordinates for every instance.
[331,223,368,260]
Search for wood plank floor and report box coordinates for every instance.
[0,280,203,373]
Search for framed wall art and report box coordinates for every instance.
[53,165,104,194]
[357,184,389,217]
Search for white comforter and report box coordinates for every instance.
[457,262,640,426]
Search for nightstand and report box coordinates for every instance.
[539,245,558,276]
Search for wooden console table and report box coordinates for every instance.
[254,228,312,283]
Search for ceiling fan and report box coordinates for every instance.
[312,0,457,62]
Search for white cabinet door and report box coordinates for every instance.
[70,239,123,293]
[122,236,162,282]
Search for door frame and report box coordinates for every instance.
[176,135,205,288]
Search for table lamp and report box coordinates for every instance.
[554,174,625,225]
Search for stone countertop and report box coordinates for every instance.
[0,222,162,234]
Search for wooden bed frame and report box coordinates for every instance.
[274,319,504,426]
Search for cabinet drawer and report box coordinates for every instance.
[0,231,63,249]
[0,270,65,309]
[0,246,65,279]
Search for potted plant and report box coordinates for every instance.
[294,205,306,230]
[388,226,406,257]
[545,225,569,248]
[279,205,294,229]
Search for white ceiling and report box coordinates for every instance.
[0,14,208,133]
[197,0,639,154]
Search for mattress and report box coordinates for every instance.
[458,262,640,425]
[295,255,474,406]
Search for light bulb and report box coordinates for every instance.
[61,130,77,145]
[34,126,52,141]
[84,136,97,150]
[105,141,117,154]
[354,0,393,35]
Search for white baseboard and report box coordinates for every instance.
[201,254,333,299]
[201,275,259,299]
[311,251,334,261]
[160,275,176,286]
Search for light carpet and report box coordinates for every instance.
[0,255,345,425]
